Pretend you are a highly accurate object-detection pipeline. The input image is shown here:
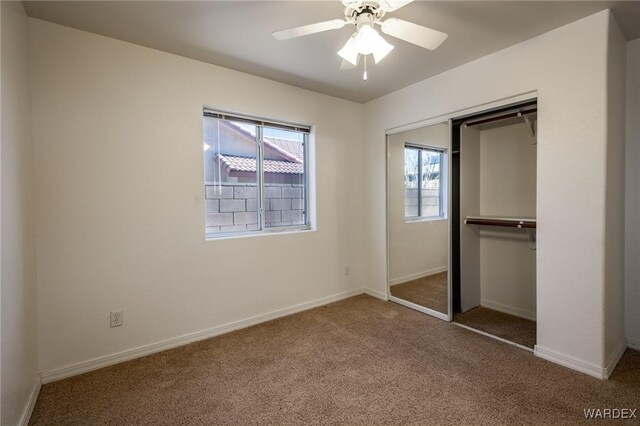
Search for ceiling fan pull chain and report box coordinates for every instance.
[363,54,368,81]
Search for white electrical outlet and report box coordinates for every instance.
[110,310,123,327]
[344,265,350,276]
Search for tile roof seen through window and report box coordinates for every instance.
[264,137,303,162]
[216,154,303,175]
[223,121,303,161]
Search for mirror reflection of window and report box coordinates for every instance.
[404,147,419,217]
[389,122,450,318]
[404,145,445,219]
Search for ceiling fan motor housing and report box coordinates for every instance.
[344,1,386,25]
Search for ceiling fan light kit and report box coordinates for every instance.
[272,0,448,81]
[337,35,360,66]
[338,25,394,65]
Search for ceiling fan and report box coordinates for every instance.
[272,0,448,81]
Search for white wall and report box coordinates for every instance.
[388,123,448,283]
[364,10,625,375]
[1,2,40,424]
[479,123,537,217]
[479,123,537,321]
[603,14,627,365]
[28,19,365,375]
[625,37,640,349]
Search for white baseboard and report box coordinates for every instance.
[605,341,627,379]
[41,288,364,384]
[627,336,640,351]
[480,299,536,321]
[389,266,448,286]
[19,376,41,426]
[534,346,605,379]
[364,287,388,301]
[534,343,626,380]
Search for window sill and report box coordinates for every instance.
[206,226,313,241]
[405,216,448,224]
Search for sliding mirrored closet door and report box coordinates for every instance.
[387,121,451,320]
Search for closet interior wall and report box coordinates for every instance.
[456,105,537,321]
[478,120,537,320]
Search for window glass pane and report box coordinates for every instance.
[421,150,441,217]
[262,126,306,228]
[404,147,419,217]
[203,117,260,235]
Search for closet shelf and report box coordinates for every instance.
[465,216,536,229]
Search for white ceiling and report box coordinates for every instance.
[23,1,640,103]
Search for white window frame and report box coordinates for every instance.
[203,109,312,239]
[404,143,447,221]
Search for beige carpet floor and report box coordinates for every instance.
[454,306,537,349]
[31,295,639,425]
[390,272,448,314]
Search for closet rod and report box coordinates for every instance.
[465,216,536,229]
[464,108,537,127]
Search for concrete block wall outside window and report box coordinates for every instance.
[405,188,440,218]
[205,183,304,233]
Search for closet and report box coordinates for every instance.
[451,100,537,349]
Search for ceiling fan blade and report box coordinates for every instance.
[378,0,414,12]
[340,58,358,70]
[380,18,448,50]
[272,19,347,41]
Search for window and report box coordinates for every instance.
[404,145,446,219]
[203,109,310,238]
